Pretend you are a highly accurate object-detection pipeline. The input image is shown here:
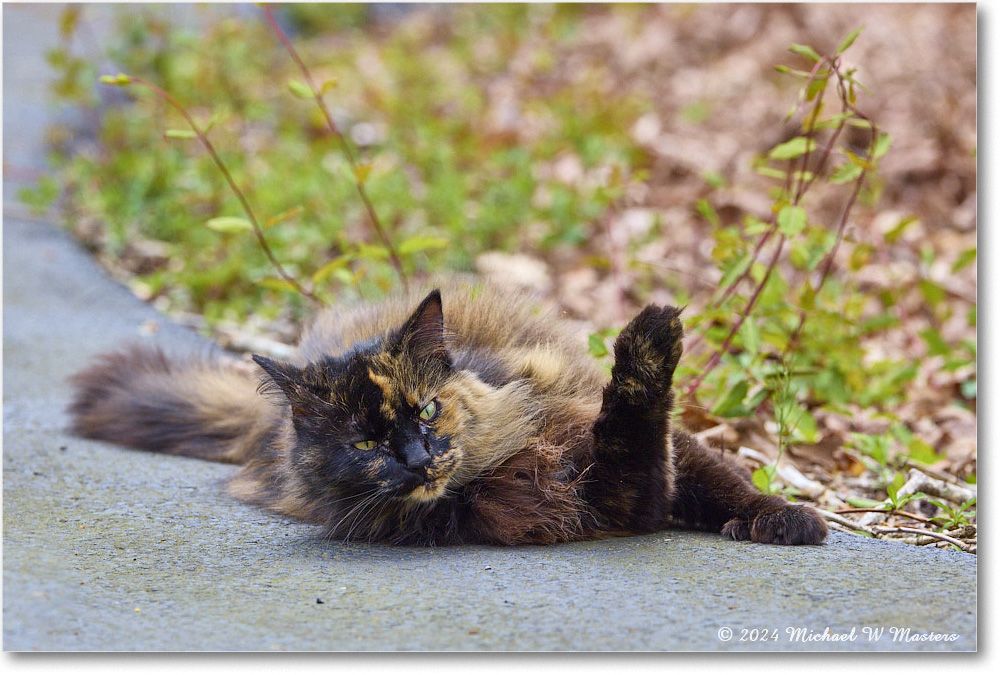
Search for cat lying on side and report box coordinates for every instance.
[69,282,827,546]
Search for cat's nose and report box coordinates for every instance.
[406,453,431,472]
[400,440,432,474]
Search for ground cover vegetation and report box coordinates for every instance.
[26,3,976,551]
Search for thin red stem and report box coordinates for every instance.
[684,234,786,396]
[127,76,320,305]
[260,4,407,288]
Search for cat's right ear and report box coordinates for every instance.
[392,289,451,367]
[252,355,322,416]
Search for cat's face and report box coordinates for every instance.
[254,290,466,505]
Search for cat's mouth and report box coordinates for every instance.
[407,478,449,502]
[405,458,458,503]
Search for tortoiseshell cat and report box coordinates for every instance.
[69,282,827,546]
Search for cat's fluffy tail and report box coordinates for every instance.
[68,345,279,464]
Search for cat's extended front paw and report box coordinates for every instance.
[722,503,828,545]
[610,304,684,401]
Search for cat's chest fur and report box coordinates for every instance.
[255,283,607,544]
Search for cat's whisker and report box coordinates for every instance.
[326,489,383,540]
[341,490,389,542]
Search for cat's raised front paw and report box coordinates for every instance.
[722,503,828,545]
[610,304,684,401]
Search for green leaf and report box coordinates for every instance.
[907,438,944,465]
[743,215,771,236]
[99,73,131,86]
[696,198,720,227]
[752,465,777,495]
[919,328,951,357]
[872,133,892,160]
[850,433,889,467]
[205,216,253,233]
[739,318,760,354]
[353,162,373,184]
[587,333,609,358]
[164,129,197,140]
[829,161,864,185]
[836,26,864,55]
[952,247,976,273]
[204,108,230,133]
[701,169,726,189]
[789,44,822,63]
[59,6,80,39]
[287,79,313,99]
[264,205,304,229]
[884,215,919,244]
[397,235,450,256]
[813,111,855,130]
[777,399,816,443]
[17,175,60,214]
[755,166,787,180]
[919,279,946,308]
[718,251,753,290]
[356,243,390,260]
[311,255,354,285]
[777,205,807,237]
[320,79,338,94]
[773,65,812,78]
[805,76,827,102]
[843,148,873,170]
[255,277,300,293]
[858,313,900,335]
[798,284,816,310]
[886,472,905,503]
[846,497,885,509]
[712,379,749,417]
[769,137,817,160]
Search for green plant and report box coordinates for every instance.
[99,72,324,304]
[927,497,976,531]
[678,29,901,420]
[751,356,803,497]
[882,472,926,511]
[38,4,649,327]
[260,3,406,285]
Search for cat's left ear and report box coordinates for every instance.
[252,355,326,417]
[393,289,451,367]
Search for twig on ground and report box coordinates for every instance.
[858,467,976,528]
[899,467,976,503]
[834,507,933,524]
[818,509,875,535]
[872,526,972,552]
[901,459,969,486]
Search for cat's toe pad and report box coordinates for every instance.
[611,304,684,397]
[723,505,828,545]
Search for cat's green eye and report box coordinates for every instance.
[353,440,377,451]
[419,400,439,422]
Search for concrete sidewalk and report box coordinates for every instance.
[1,216,978,651]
